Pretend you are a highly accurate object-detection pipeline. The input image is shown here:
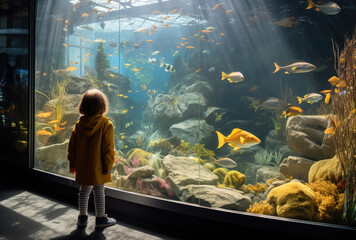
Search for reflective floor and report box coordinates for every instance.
[0,173,177,240]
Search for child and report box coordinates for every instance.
[68,89,116,228]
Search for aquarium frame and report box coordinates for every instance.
[28,0,356,238]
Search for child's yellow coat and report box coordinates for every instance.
[68,114,115,185]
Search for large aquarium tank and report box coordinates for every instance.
[34,0,356,227]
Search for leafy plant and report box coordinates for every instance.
[254,149,287,166]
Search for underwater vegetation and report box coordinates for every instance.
[254,149,286,166]
[329,28,356,226]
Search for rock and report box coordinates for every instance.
[279,156,315,182]
[67,76,92,94]
[162,155,219,195]
[35,140,71,177]
[169,118,214,144]
[256,166,282,183]
[265,130,286,151]
[267,182,315,220]
[185,81,213,102]
[286,115,335,160]
[308,155,343,184]
[127,166,155,180]
[180,185,252,211]
[153,92,208,129]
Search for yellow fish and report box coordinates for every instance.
[36,112,52,118]
[124,63,131,67]
[141,84,147,91]
[84,53,90,57]
[221,72,244,83]
[122,109,128,114]
[36,130,53,136]
[66,66,78,71]
[110,74,115,77]
[328,76,340,85]
[216,128,261,150]
[132,68,140,72]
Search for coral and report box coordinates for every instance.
[155,139,174,155]
[308,155,343,184]
[126,148,152,166]
[203,163,216,172]
[307,180,344,223]
[213,168,229,183]
[242,183,268,194]
[223,170,246,189]
[247,201,276,216]
[267,182,315,220]
[177,140,215,160]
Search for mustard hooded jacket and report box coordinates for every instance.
[68,114,116,185]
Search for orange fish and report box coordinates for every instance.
[226,10,232,15]
[186,46,195,49]
[132,68,139,72]
[320,89,332,94]
[36,112,52,118]
[336,80,347,88]
[181,38,188,40]
[146,40,153,42]
[134,43,140,47]
[178,8,182,15]
[164,23,170,27]
[212,3,226,10]
[328,76,340,85]
[162,16,171,21]
[200,30,211,33]
[152,11,162,14]
[324,126,334,134]
[325,93,331,104]
[36,130,53,136]
[195,69,201,73]
[282,106,303,118]
[66,66,78,71]
[216,128,261,150]
[82,58,88,62]
[82,13,89,17]
[63,43,68,47]
[171,9,178,13]
[220,33,224,37]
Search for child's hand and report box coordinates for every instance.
[70,168,76,174]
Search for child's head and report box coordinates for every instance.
[78,89,109,116]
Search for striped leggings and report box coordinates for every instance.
[78,184,105,217]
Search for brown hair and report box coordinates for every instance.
[78,89,109,116]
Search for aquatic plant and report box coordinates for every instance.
[95,42,110,80]
[149,152,163,177]
[242,183,269,194]
[177,140,215,160]
[213,167,229,184]
[254,149,286,166]
[307,180,344,223]
[246,201,276,216]
[331,28,356,226]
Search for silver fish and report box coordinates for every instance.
[215,158,237,168]
[160,59,175,72]
[297,93,323,104]
[273,61,316,74]
[306,0,341,15]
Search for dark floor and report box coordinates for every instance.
[0,180,181,240]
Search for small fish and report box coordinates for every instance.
[100,21,106,29]
[63,43,68,47]
[202,50,210,55]
[282,106,303,118]
[171,9,178,14]
[195,69,201,73]
[80,26,94,31]
[337,178,345,190]
[160,59,175,72]
[70,61,79,64]
[324,126,334,134]
[320,89,332,94]
[136,136,143,146]
[148,57,158,65]
[124,63,131,67]
[208,67,216,72]
[214,158,237,168]
[107,42,117,47]
[186,46,195,49]
[274,17,298,28]
[325,92,331,104]
[141,84,147,91]
[173,51,179,57]
[152,11,162,14]
[181,38,188,40]
[214,112,222,122]
[112,67,118,69]
[36,112,52,118]
[206,27,217,30]
[82,58,88,62]
[273,62,316,74]
[226,10,232,15]
[122,109,128,114]
[336,80,347,88]
[84,53,90,57]
[200,30,211,33]
[151,51,160,55]
[66,66,78,71]
[249,85,259,92]
[110,74,115,77]
[221,71,244,83]
[212,3,226,10]
[37,130,53,136]
[125,121,133,128]
[93,38,106,43]
[253,97,283,112]
[132,68,140,72]
[162,16,171,21]
[43,73,46,76]
[328,76,340,85]
[297,93,323,104]
[134,27,147,33]
[220,33,224,37]
[306,0,341,15]
[216,128,261,150]
[82,13,89,17]
[146,40,153,43]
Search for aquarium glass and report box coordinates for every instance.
[34,0,356,226]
